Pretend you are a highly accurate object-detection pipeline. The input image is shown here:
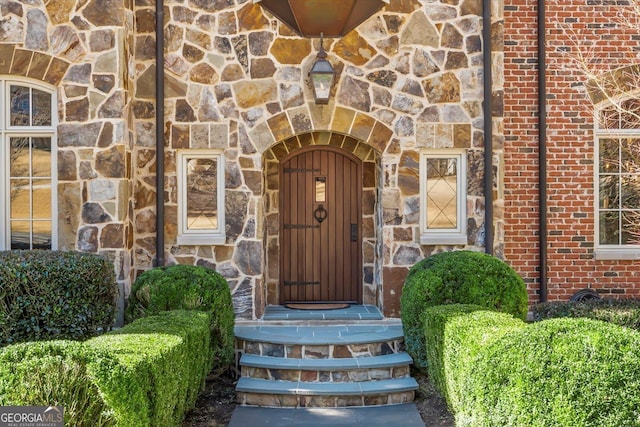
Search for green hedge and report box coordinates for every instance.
[87,310,212,427]
[401,251,527,369]
[460,318,640,427]
[423,304,525,412]
[0,340,116,426]
[0,310,212,427]
[400,269,442,370]
[532,298,640,329]
[126,264,234,367]
[0,250,117,346]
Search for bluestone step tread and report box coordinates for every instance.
[235,324,404,345]
[240,352,413,370]
[262,305,384,321]
[236,377,419,396]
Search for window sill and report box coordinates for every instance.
[420,233,467,246]
[594,248,640,261]
[177,234,226,246]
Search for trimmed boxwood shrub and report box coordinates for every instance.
[0,250,117,346]
[424,305,525,415]
[87,310,212,427]
[125,264,234,367]
[460,318,640,427]
[0,311,211,427]
[401,251,527,369]
[423,304,487,400]
[401,269,443,369]
[532,298,640,330]
[0,340,116,426]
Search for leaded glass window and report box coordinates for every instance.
[420,151,467,245]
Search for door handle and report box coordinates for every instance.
[351,224,357,242]
[314,204,327,223]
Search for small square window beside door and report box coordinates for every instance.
[177,150,225,245]
[419,150,467,245]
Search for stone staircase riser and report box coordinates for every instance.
[237,391,416,408]
[241,365,411,383]
[236,340,405,359]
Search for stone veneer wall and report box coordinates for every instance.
[0,0,504,320]
[129,0,504,319]
[0,0,135,323]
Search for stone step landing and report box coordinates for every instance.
[234,322,418,408]
[235,324,406,360]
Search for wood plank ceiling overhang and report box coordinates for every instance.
[254,0,389,37]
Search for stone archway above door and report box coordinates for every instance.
[248,105,394,156]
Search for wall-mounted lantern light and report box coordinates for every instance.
[309,34,336,105]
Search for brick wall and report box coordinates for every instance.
[504,0,640,303]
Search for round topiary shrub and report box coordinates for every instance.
[459,318,640,427]
[126,264,234,367]
[400,250,527,369]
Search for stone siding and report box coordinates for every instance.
[503,0,640,301]
[1,0,504,319]
[130,0,501,318]
[1,0,135,323]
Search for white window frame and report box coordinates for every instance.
[176,150,225,245]
[0,78,58,250]
[419,150,467,245]
[593,120,640,260]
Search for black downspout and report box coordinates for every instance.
[154,0,165,267]
[538,0,548,302]
[483,0,494,255]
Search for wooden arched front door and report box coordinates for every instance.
[279,146,362,304]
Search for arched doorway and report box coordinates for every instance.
[279,146,362,303]
[262,131,380,309]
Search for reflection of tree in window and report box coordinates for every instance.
[10,85,30,126]
[9,137,29,202]
[597,122,640,245]
[186,158,218,230]
[2,81,54,250]
[32,88,52,126]
[9,86,52,127]
[621,140,640,244]
[8,137,52,250]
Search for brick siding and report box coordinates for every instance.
[504,0,640,302]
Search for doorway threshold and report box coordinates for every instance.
[262,304,383,321]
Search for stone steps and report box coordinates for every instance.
[234,324,406,359]
[234,321,418,408]
[236,377,418,407]
[240,352,412,382]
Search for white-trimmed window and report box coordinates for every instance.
[594,100,640,260]
[0,79,57,250]
[177,150,225,245]
[419,150,467,245]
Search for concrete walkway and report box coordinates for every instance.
[228,404,425,426]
